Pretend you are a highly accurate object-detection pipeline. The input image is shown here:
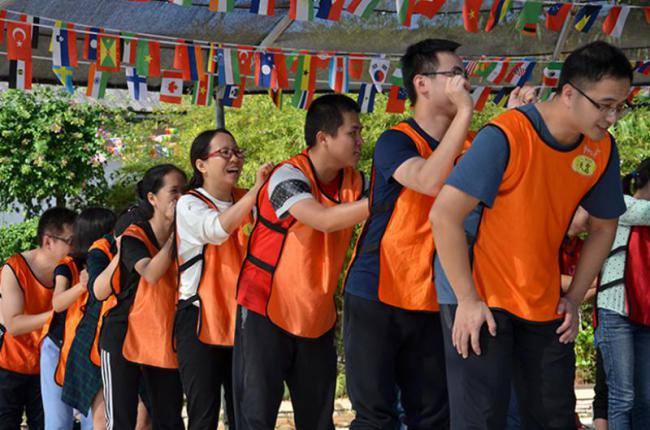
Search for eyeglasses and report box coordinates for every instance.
[420,68,469,80]
[48,234,74,246]
[568,81,631,117]
[206,147,246,160]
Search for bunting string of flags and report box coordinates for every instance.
[0,7,649,113]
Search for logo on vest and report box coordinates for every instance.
[572,155,597,177]
[242,223,253,236]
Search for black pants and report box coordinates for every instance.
[592,346,608,420]
[344,293,449,430]
[233,306,336,430]
[440,305,576,430]
[0,367,43,430]
[175,304,235,430]
[101,348,185,430]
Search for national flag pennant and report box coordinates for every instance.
[645,7,650,25]
[121,33,137,65]
[255,51,288,89]
[386,85,408,113]
[250,0,275,16]
[83,27,102,61]
[7,16,33,62]
[210,0,234,12]
[170,0,192,5]
[546,3,571,32]
[627,86,641,103]
[86,63,108,99]
[357,83,378,113]
[349,55,365,79]
[516,1,542,37]
[52,65,75,94]
[486,60,509,84]
[347,0,380,19]
[207,43,217,74]
[126,67,148,101]
[636,61,650,75]
[574,5,601,33]
[388,67,403,87]
[290,0,315,21]
[602,5,630,38]
[217,47,241,86]
[369,57,390,92]
[292,90,314,110]
[160,70,184,104]
[19,16,40,50]
[136,40,161,77]
[484,0,510,33]
[316,0,345,21]
[464,61,478,77]
[471,86,491,112]
[220,80,246,108]
[174,40,205,81]
[237,46,254,76]
[493,87,509,107]
[0,10,6,45]
[294,55,318,93]
[9,59,32,90]
[414,0,445,19]
[463,0,483,33]
[269,89,283,109]
[396,0,416,27]
[193,74,215,106]
[314,51,332,70]
[328,56,349,93]
[97,33,121,73]
[505,61,535,87]
[50,21,78,68]
[542,61,562,87]
[539,87,555,102]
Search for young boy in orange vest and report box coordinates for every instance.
[234,94,368,430]
[0,207,76,430]
[430,41,632,430]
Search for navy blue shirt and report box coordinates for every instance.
[434,104,626,304]
[345,118,439,301]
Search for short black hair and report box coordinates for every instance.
[304,94,360,148]
[558,41,633,92]
[37,207,77,246]
[401,39,461,105]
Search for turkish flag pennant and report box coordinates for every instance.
[7,16,32,61]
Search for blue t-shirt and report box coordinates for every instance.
[434,104,626,304]
[345,118,439,301]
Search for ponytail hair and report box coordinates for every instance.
[623,158,650,196]
[188,129,236,190]
[136,164,186,219]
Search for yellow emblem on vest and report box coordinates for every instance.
[242,223,253,236]
[572,155,597,177]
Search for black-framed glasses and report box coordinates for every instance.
[48,234,74,246]
[568,81,631,117]
[420,67,469,80]
[206,147,246,160]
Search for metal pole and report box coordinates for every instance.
[551,6,574,60]
[215,96,225,128]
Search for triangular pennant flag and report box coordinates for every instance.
[396,0,416,27]
[347,0,380,19]
[574,5,601,33]
[193,74,215,106]
[369,57,390,92]
[126,67,148,101]
[328,56,349,93]
[97,33,121,73]
[602,5,630,38]
[386,85,408,113]
[316,0,345,21]
[463,0,483,33]
[542,62,562,87]
[86,63,108,99]
[414,0,445,19]
[210,0,234,12]
[357,83,378,113]
[136,40,161,77]
[516,1,542,37]
[51,21,78,68]
[484,0,511,33]
[290,0,315,21]
[471,86,491,112]
[160,70,184,104]
[9,59,32,90]
[546,3,571,32]
[53,65,75,94]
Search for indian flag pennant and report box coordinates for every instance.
[209,0,234,12]
[217,47,240,86]
[86,63,108,99]
[290,0,314,21]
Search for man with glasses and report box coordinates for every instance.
[0,207,76,430]
[430,41,632,429]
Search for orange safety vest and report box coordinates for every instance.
[52,256,88,386]
[176,188,253,346]
[472,109,612,322]
[0,254,53,375]
[88,238,119,367]
[237,151,364,338]
[121,224,179,369]
[346,123,475,312]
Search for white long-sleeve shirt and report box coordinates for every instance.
[176,188,233,303]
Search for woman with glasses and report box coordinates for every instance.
[174,129,272,430]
